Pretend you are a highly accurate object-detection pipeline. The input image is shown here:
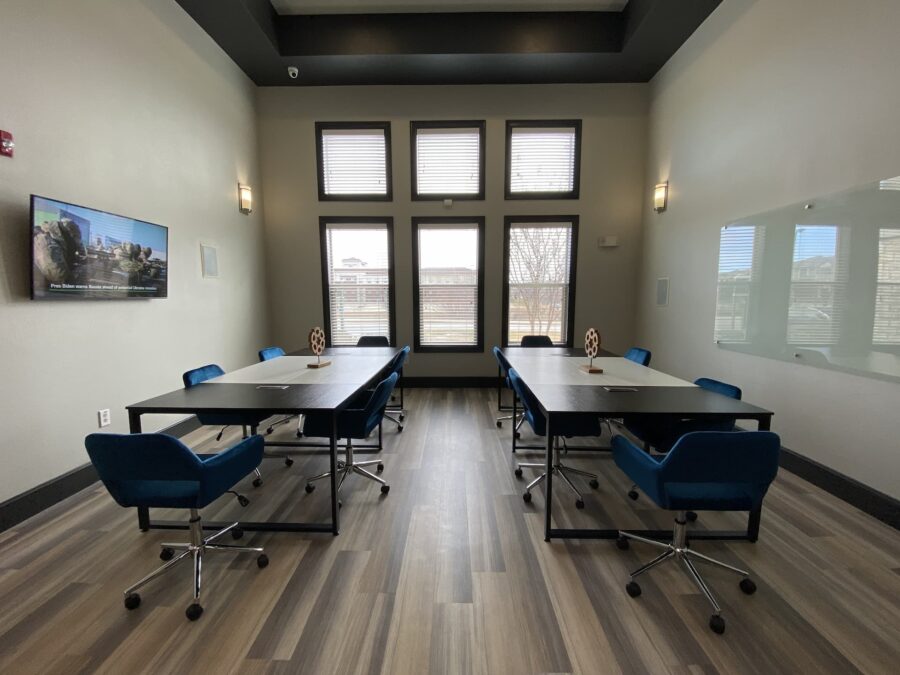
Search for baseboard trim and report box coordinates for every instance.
[779,447,900,531]
[404,376,499,388]
[0,415,201,534]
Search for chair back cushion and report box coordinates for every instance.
[520,335,554,348]
[624,347,652,366]
[357,335,390,347]
[85,433,203,508]
[385,346,410,376]
[258,346,286,362]
[508,368,546,436]
[492,346,513,377]
[183,364,225,388]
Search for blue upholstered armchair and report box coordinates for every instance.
[613,430,780,634]
[380,346,410,431]
[257,346,304,440]
[623,347,652,366]
[492,346,524,436]
[302,372,399,501]
[508,368,602,509]
[258,346,286,361]
[85,432,268,621]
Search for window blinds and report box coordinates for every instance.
[416,225,480,346]
[324,223,391,345]
[320,128,388,196]
[787,225,849,345]
[506,222,574,345]
[509,126,577,194]
[874,228,900,344]
[715,225,765,343]
[415,127,481,195]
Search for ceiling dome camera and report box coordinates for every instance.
[287,66,299,79]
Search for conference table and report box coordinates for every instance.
[500,348,774,543]
[126,347,400,535]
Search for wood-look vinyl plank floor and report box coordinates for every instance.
[1,388,898,674]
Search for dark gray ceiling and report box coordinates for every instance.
[175,0,721,86]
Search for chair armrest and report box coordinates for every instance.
[197,435,264,506]
[612,434,664,504]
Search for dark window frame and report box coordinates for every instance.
[319,216,397,347]
[504,119,582,200]
[412,216,486,353]
[315,121,393,202]
[410,120,486,201]
[501,215,579,348]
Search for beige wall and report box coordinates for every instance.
[638,0,900,498]
[0,0,270,502]
[257,84,648,376]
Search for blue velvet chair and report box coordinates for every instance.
[302,372,399,500]
[85,432,268,621]
[356,335,390,347]
[612,430,780,634]
[257,346,302,438]
[520,335,554,347]
[624,347,652,366]
[258,346,286,361]
[183,364,271,484]
[380,346,410,431]
[508,368,602,509]
[492,347,524,436]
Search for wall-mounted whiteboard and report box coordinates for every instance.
[714,176,900,382]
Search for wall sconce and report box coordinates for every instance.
[238,184,252,214]
[653,182,668,213]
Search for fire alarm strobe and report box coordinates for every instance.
[0,130,14,158]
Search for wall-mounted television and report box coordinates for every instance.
[30,195,168,300]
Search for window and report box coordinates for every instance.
[503,217,578,346]
[787,225,849,345]
[315,122,392,201]
[714,225,766,343]
[411,121,485,200]
[874,227,900,345]
[505,120,581,199]
[412,217,485,352]
[320,217,395,346]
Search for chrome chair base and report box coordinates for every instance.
[123,509,268,621]
[617,511,757,634]
[305,440,390,499]
[515,437,599,509]
[383,410,405,431]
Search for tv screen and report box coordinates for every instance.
[30,195,168,300]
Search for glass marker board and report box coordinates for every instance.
[714,175,900,382]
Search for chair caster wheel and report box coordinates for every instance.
[185,603,204,621]
[496,420,503,428]
[305,484,315,494]
[616,535,629,550]
[380,485,390,495]
[257,554,269,569]
[589,479,599,489]
[124,593,141,610]
[709,614,725,634]
[296,431,303,438]
[627,490,639,501]
[285,458,294,467]
[237,495,250,507]
[399,414,405,422]
[252,478,262,488]
[514,467,523,478]
[266,427,275,435]
[739,578,757,595]
[160,547,175,561]
[626,581,641,598]
[377,463,384,472]
[397,425,404,432]
[338,500,343,508]
[514,432,521,439]
[523,492,532,503]
[231,527,243,540]
[686,511,698,523]
[575,499,585,510]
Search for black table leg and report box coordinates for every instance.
[511,395,517,454]
[544,418,554,542]
[129,410,150,532]
[330,411,340,535]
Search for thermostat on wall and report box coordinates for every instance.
[598,235,619,248]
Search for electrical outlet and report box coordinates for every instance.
[98,409,111,428]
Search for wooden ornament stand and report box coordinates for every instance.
[307,326,331,368]
[580,363,603,374]
[307,356,332,369]
[582,327,603,373]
